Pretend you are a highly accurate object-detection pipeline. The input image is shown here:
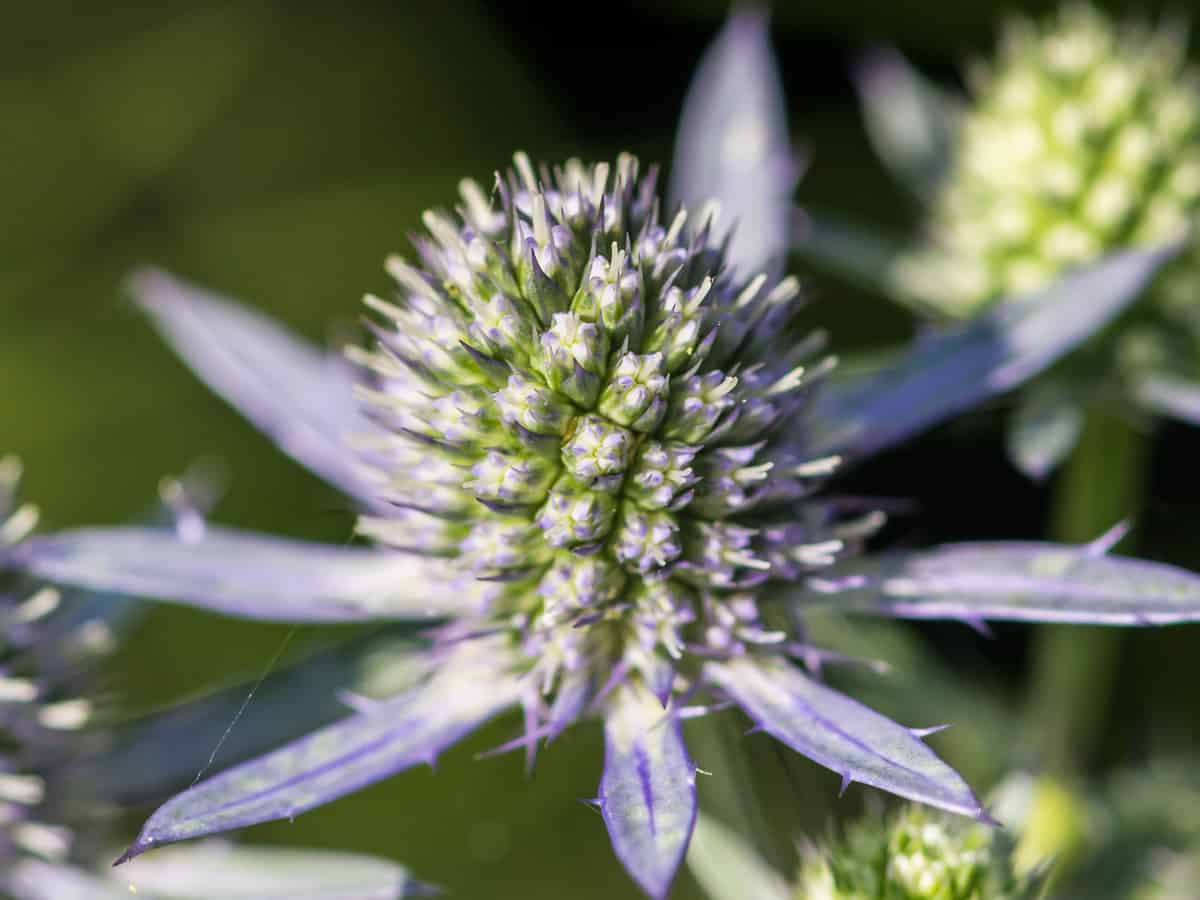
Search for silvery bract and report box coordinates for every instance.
[7,11,1200,900]
[798,2,1200,476]
[0,461,432,900]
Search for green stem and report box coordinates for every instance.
[1025,406,1149,774]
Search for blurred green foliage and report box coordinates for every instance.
[5,2,1200,898]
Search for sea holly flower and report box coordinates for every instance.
[877,3,1199,319]
[0,458,432,900]
[4,10,1197,899]
[7,145,1200,900]
[796,806,1044,900]
[797,2,1200,476]
[688,807,1042,900]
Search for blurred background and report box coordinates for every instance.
[5,1,1200,897]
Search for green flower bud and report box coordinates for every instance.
[495,372,572,438]
[796,806,1042,900]
[614,504,682,574]
[561,415,636,486]
[536,475,618,550]
[663,370,738,442]
[538,555,626,625]
[533,312,608,408]
[901,5,1200,323]
[466,450,557,508]
[598,351,669,432]
[625,441,698,511]
[572,246,645,348]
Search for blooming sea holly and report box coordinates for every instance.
[6,141,1200,900]
[7,12,1200,900]
[0,458,433,900]
[798,2,1200,476]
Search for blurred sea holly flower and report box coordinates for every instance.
[796,806,1045,900]
[0,458,433,900]
[689,769,1200,900]
[688,806,1043,900]
[798,2,1200,477]
[4,10,1199,900]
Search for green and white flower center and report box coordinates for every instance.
[796,807,1039,900]
[351,154,867,692]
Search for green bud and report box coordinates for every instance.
[663,369,738,442]
[598,351,669,432]
[561,415,636,487]
[796,806,1042,900]
[494,372,572,438]
[572,246,645,348]
[625,441,697,511]
[902,5,1200,320]
[536,475,618,550]
[532,312,608,408]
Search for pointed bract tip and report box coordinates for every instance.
[1085,519,1132,556]
[839,771,854,797]
[910,724,952,739]
[112,837,153,867]
[961,615,994,638]
[124,265,174,312]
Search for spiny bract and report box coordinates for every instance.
[796,807,1042,900]
[898,3,1200,332]
[350,152,872,701]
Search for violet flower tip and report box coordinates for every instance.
[838,771,854,797]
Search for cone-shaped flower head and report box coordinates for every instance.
[20,144,1200,900]
[796,806,1043,900]
[351,153,860,699]
[901,3,1200,327]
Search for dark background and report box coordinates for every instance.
[5,1,1199,896]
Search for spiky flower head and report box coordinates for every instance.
[796,806,1042,900]
[899,3,1200,330]
[26,136,1200,899]
[351,152,862,698]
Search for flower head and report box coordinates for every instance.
[898,3,1200,321]
[349,151,859,711]
[800,2,1200,475]
[12,141,1200,898]
[797,806,1042,900]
